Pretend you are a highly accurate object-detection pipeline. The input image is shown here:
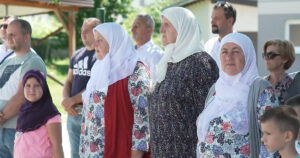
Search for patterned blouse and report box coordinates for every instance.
[265,75,293,105]
[79,63,150,157]
[149,52,219,157]
[197,87,279,157]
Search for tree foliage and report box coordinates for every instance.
[75,0,133,48]
[122,0,175,47]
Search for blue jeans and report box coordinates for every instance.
[67,115,82,158]
[0,128,16,158]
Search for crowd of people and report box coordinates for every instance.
[0,1,300,158]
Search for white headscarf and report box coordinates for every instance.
[82,23,138,104]
[197,32,259,142]
[156,7,205,83]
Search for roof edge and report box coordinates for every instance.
[169,0,201,7]
[211,0,257,7]
[170,0,257,7]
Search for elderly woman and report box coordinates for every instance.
[149,7,219,157]
[80,23,150,158]
[263,39,295,104]
[196,32,279,157]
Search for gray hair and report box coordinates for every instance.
[136,14,154,29]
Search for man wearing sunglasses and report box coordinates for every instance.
[0,16,17,65]
[204,1,236,67]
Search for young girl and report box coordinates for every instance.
[14,70,64,158]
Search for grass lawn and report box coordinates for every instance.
[46,58,69,115]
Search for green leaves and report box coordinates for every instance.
[49,0,60,5]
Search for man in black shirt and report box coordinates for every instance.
[61,18,100,158]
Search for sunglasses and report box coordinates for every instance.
[262,51,281,60]
[0,24,8,29]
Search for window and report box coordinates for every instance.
[285,20,300,53]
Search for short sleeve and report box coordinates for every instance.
[257,87,279,117]
[46,115,61,124]
[69,53,76,69]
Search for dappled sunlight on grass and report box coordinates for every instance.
[46,58,69,116]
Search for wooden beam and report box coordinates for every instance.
[0,0,80,11]
[68,10,76,57]
[54,9,77,58]
[54,9,68,35]
[47,73,64,86]
[5,4,8,15]
[32,26,63,47]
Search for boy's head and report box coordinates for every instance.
[260,106,299,152]
[286,94,300,117]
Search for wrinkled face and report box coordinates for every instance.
[220,42,245,76]
[24,77,43,103]
[160,16,177,46]
[264,45,287,72]
[94,31,109,60]
[211,8,231,34]
[6,23,28,52]
[131,17,152,44]
[81,22,95,48]
[261,120,287,152]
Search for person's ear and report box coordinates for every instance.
[24,33,30,42]
[228,17,234,25]
[284,131,294,142]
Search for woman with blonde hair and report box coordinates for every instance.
[263,39,295,104]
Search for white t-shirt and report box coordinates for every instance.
[0,44,14,64]
[204,37,220,67]
[136,40,163,81]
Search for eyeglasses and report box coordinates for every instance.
[262,51,281,60]
[0,24,8,29]
[216,1,228,7]
[215,1,234,9]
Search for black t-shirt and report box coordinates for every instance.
[70,47,96,97]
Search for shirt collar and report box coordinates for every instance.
[136,40,153,51]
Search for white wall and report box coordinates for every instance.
[257,0,300,75]
[185,0,211,42]
[259,0,300,15]
[186,1,258,43]
[234,4,258,32]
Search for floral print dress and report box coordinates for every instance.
[197,87,278,158]
[79,63,150,158]
[149,53,219,157]
[265,75,293,104]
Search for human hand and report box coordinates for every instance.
[131,150,144,158]
[61,97,75,110]
[0,111,7,125]
[61,98,78,116]
[66,107,78,116]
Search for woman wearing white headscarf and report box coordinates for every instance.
[80,23,151,158]
[149,7,219,157]
[196,32,279,157]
